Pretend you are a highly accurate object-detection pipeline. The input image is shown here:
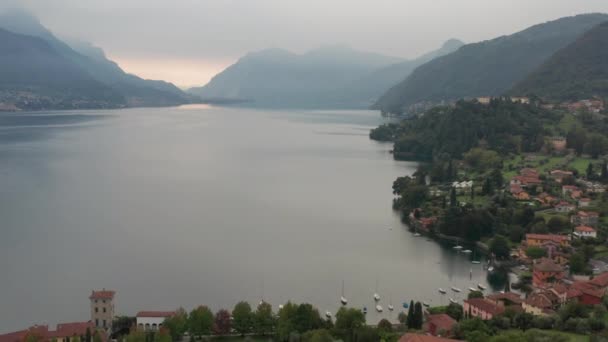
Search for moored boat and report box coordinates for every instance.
[438,288,446,294]
[451,287,461,293]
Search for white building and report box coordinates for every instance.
[136,311,175,331]
[574,226,597,239]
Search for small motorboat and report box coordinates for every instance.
[462,249,472,254]
[438,288,447,294]
[468,287,477,292]
[388,304,394,311]
[325,311,332,318]
[471,260,481,264]
[402,302,409,309]
[477,284,487,290]
[373,293,380,301]
[422,302,430,307]
[449,298,458,304]
[376,305,383,312]
[488,266,495,272]
[451,287,461,293]
[453,245,463,250]
[363,307,368,314]
[413,233,421,237]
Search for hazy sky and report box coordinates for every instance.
[11,0,608,87]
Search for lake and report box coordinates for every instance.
[0,105,495,331]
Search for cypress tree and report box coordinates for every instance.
[587,162,594,180]
[450,187,457,207]
[414,302,423,329]
[406,300,415,329]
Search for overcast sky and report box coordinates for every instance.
[11,0,608,87]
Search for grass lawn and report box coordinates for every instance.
[457,195,490,207]
[210,337,274,342]
[568,157,593,174]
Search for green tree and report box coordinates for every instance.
[587,162,595,179]
[377,319,392,333]
[92,332,102,342]
[188,306,214,337]
[301,329,333,342]
[482,177,493,195]
[450,187,458,207]
[293,303,322,334]
[413,302,423,329]
[525,246,547,259]
[335,307,365,341]
[569,253,586,274]
[154,329,171,342]
[254,302,275,335]
[406,300,415,328]
[468,291,484,299]
[354,326,380,342]
[163,308,188,341]
[514,312,534,331]
[84,328,91,342]
[446,303,463,321]
[213,309,231,335]
[489,235,510,259]
[277,302,298,341]
[232,301,253,335]
[547,216,569,233]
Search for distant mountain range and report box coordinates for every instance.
[0,9,192,111]
[187,40,463,109]
[374,13,608,114]
[510,21,608,101]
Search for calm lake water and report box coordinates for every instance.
[0,105,495,332]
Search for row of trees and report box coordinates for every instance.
[159,301,400,342]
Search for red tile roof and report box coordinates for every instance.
[136,311,175,318]
[465,298,505,316]
[575,226,596,233]
[50,322,95,338]
[426,314,456,333]
[399,334,460,342]
[534,258,564,273]
[486,292,523,304]
[525,292,554,309]
[90,290,115,300]
[589,272,608,288]
[526,234,569,244]
[577,211,599,217]
[0,326,49,342]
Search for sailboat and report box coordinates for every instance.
[449,298,458,304]
[477,284,487,291]
[388,295,394,311]
[471,249,481,264]
[453,245,463,250]
[325,311,332,318]
[438,288,447,294]
[340,280,348,305]
[376,304,383,312]
[422,301,430,307]
[373,279,380,302]
[462,249,472,254]
[451,287,461,293]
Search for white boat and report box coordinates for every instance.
[488,266,495,272]
[376,305,383,312]
[468,287,477,292]
[471,260,481,264]
[340,280,348,305]
[462,249,472,254]
[388,304,394,311]
[477,284,486,290]
[449,298,458,304]
[325,311,332,318]
[438,288,447,294]
[453,245,463,250]
[413,232,421,237]
[279,304,284,310]
[423,302,430,307]
[373,279,380,301]
[451,287,461,293]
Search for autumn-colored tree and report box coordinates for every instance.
[213,309,232,335]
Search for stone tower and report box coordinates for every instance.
[89,289,115,330]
